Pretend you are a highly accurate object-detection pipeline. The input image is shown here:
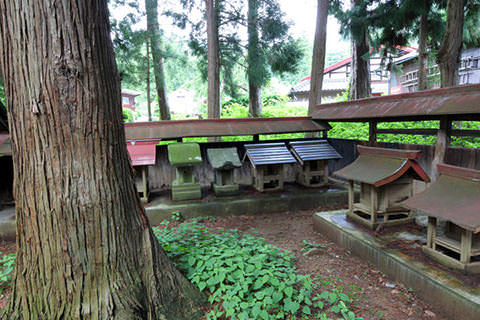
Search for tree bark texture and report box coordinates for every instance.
[308,0,329,115]
[0,1,205,318]
[437,0,464,88]
[248,0,262,117]
[349,0,371,100]
[249,84,262,118]
[417,8,429,91]
[146,0,171,120]
[206,0,221,119]
[146,34,152,122]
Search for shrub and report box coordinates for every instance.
[122,108,135,123]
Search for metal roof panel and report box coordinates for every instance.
[125,117,329,141]
[289,140,342,164]
[403,169,480,233]
[245,143,296,166]
[333,146,430,186]
[312,84,480,121]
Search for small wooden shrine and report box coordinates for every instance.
[403,164,480,274]
[126,140,159,203]
[207,147,242,196]
[334,145,430,230]
[289,140,342,187]
[167,143,203,201]
[244,143,296,192]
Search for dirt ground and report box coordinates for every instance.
[0,209,450,319]
[202,209,449,320]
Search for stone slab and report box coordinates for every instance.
[171,183,201,201]
[212,183,240,197]
[145,185,349,225]
[313,210,480,320]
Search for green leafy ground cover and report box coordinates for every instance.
[0,252,14,297]
[154,218,362,320]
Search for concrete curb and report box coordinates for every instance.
[313,211,480,320]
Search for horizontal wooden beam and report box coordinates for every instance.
[376,128,438,135]
[450,130,480,137]
[375,128,480,137]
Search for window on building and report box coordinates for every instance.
[122,96,130,105]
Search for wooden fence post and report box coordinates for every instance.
[369,121,377,146]
[432,117,451,179]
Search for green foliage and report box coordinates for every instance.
[122,108,135,123]
[331,0,480,70]
[153,219,361,319]
[328,121,480,148]
[328,122,369,141]
[464,1,480,49]
[247,0,304,89]
[221,95,306,119]
[171,211,184,222]
[168,0,245,98]
[0,252,15,297]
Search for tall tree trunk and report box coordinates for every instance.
[249,84,262,117]
[437,0,464,88]
[0,1,205,318]
[308,0,329,115]
[248,0,262,117]
[206,0,221,119]
[349,0,371,100]
[417,7,429,91]
[146,34,153,122]
[146,0,171,120]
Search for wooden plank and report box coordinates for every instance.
[370,186,378,224]
[436,235,462,254]
[348,180,354,213]
[427,217,437,249]
[461,230,473,264]
[375,128,480,137]
[376,128,438,135]
[450,129,480,137]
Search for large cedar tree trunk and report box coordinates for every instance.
[437,0,464,88]
[0,1,205,318]
[308,0,329,115]
[206,0,221,119]
[248,0,262,117]
[146,34,153,122]
[417,7,429,91]
[146,0,171,120]
[349,0,371,100]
